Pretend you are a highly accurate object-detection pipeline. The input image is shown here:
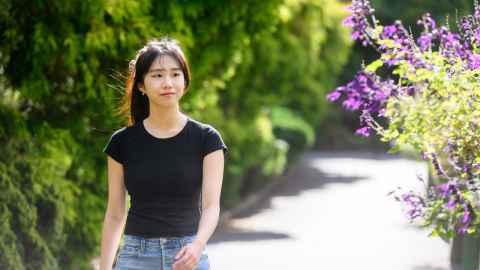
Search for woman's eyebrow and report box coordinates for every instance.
[149,67,182,73]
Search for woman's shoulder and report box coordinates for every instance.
[187,117,220,133]
[188,116,228,155]
[111,126,127,135]
[108,123,137,139]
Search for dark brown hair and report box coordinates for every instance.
[120,37,191,126]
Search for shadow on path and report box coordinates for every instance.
[234,151,396,219]
[211,151,396,244]
[411,265,448,270]
[209,227,290,244]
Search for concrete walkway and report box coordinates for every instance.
[207,151,451,270]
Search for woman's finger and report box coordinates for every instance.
[178,249,193,264]
[175,261,191,270]
[172,260,188,270]
[175,246,187,260]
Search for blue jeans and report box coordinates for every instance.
[114,234,210,270]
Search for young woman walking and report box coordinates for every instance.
[99,37,227,270]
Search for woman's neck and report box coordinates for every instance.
[145,103,186,131]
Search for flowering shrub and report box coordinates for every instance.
[328,0,480,239]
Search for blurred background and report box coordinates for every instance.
[0,0,476,269]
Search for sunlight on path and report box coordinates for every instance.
[207,152,451,270]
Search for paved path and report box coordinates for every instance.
[207,151,451,270]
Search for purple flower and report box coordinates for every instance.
[378,108,386,116]
[407,209,422,219]
[457,203,474,234]
[327,70,397,133]
[417,13,436,31]
[342,98,361,110]
[342,0,375,46]
[435,27,469,62]
[436,183,452,197]
[458,226,468,234]
[377,20,430,69]
[458,16,475,44]
[444,197,456,209]
[342,15,355,27]
[445,32,460,44]
[475,28,480,44]
[462,209,471,224]
[404,85,416,96]
[475,0,480,21]
[468,53,480,69]
[383,25,397,38]
[417,34,433,51]
[399,191,425,221]
[326,91,342,102]
[384,58,399,66]
[355,126,371,137]
[351,31,361,40]
[430,152,451,179]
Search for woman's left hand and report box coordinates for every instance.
[172,239,204,270]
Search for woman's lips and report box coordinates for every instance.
[161,92,175,96]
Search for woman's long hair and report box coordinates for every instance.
[119,37,191,126]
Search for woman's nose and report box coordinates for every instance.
[163,76,173,88]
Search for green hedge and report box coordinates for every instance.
[0,0,351,268]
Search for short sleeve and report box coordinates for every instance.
[103,128,126,164]
[202,125,228,158]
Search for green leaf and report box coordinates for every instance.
[387,143,401,154]
[365,59,384,73]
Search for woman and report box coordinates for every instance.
[99,37,227,270]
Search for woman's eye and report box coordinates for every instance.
[173,73,181,77]
[153,74,162,78]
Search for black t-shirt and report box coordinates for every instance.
[103,116,228,237]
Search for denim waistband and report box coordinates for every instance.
[123,234,197,248]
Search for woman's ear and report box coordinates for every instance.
[138,82,145,92]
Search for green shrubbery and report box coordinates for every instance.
[1,0,351,268]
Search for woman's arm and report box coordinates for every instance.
[99,157,128,270]
[173,149,225,270]
[196,149,224,245]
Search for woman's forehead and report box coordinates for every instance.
[149,55,181,71]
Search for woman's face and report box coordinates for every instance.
[139,54,186,107]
